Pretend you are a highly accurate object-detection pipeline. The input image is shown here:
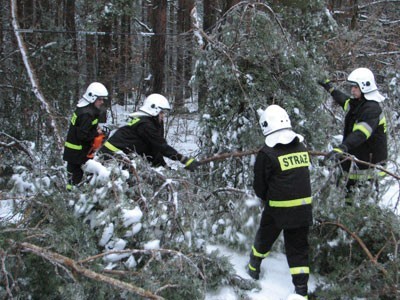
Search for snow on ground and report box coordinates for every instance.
[205,244,318,300]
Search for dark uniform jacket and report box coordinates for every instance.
[63,104,100,164]
[331,90,387,171]
[253,139,312,229]
[100,116,183,166]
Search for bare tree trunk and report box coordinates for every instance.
[0,0,3,59]
[149,0,167,93]
[203,0,216,33]
[118,14,132,106]
[199,0,218,108]
[86,34,96,85]
[65,0,79,101]
[176,0,195,110]
[98,4,113,101]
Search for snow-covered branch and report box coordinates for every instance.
[17,242,165,300]
[0,131,37,165]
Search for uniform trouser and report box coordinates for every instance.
[67,162,84,187]
[252,211,309,287]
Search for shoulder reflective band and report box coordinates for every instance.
[65,142,82,150]
[353,121,373,139]
[251,246,270,258]
[92,118,99,125]
[290,266,310,275]
[71,113,77,125]
[278,152,310,171]
[269,197,312,207]
[344,98,351,112]
[128,117,141,126]
[104,141,121,152]
[379,114,387,133]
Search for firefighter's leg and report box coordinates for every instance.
[284,226,310,298]
[248,210,281,280]
[66,163,84,190]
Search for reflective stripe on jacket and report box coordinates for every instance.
[331,90,387,171]
[100,116,183,166]
[63,104,100,164]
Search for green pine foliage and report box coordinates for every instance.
[310,180,400,299]
[195,2,330,187]
[2,154,246,298]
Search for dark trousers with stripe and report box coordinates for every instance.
[253,211,309,287]
[67,162,84,186]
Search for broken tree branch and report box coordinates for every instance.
[319,221,388,276]
[199,149,400,180]
[16,242,165,299]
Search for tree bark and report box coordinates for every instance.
[175,0,195,110]
[149,0,167,93]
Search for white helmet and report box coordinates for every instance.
[139,93,171,116]
[258,105,303,147]
[259,105,292,136]
[347,68,378,94]
[347,68,385,102]
[78,82,108,107]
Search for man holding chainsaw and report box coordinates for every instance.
[248,105,312,299]
[318,67,387,204]
[99,93,200,171]
[63,82,108,190]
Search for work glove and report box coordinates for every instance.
[318,79,335,93]
[324,144,348,164]
[181,157,201,172]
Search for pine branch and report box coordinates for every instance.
[16,242,165,300]
[319,221,388,276]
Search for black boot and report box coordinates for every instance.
[295,284,308,298]
[247,253,262,280]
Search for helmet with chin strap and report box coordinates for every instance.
[347,68,378,94]
[259,105,292,136]
[139,93,171,116]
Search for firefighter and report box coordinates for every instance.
[99,93,200,171]
[63,82,108,190]
[318,67,387,204]
[248,105,312,299]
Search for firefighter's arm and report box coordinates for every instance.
[253,151,272,200]
[342,104,381,151]
[76,114,98,142]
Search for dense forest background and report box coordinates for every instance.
[1,0,400,299]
